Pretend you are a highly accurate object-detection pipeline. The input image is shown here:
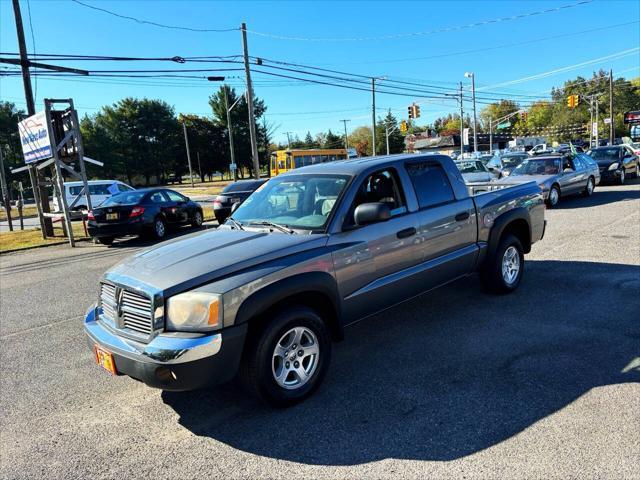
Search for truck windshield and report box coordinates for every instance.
[232,174,350,231]
[511,158,561,176]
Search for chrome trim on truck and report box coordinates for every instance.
[85,305,222,364]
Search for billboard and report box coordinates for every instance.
[18,111,52,164]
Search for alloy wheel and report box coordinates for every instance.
[549,188,559,206]
[501,246,520,286]
[272,326,319,390]
[155,219,166,237]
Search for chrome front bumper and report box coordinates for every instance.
[84,304,222,365]
[84,304,247,391]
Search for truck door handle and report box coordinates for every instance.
[455,212,470,222]
[396,227,416,239]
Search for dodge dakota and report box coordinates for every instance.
[85,154,546,406]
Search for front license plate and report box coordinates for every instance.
[106,213,118,221]
[94,345,117,375]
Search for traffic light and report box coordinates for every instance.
[567,94,579,108]
[400,120,408,133]
[407,103,421,119]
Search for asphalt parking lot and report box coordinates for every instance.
[1,181,638,479]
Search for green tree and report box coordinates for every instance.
[0,102,29,198]
[479,100,519,132]
[209,86,268,177]
[376,110,404,154]
[178,114,227,181]
[81,98,181,185]
[348,126,373,156]
[322,129,343,149]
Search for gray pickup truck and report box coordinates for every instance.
[85,154,546,406]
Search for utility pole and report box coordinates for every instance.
[609,69,614,144]
[385,123,398,156]
[182,121,195,188]
[595,99,599,146]
[0,147,13,231]
[371,78,377,156]
[224,85,238,181]
[241,23,261,179]
[465,72,478,154]
[459,82,464,153]
[284,132,293,149]
[340,119,350,149]
[196,151,202,181]
[12,0,53,237]
[589,96,594,147]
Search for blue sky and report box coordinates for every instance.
[1,0,639,143]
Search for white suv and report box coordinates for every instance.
[53,180,134,212]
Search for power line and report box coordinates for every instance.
[70,0,238,32]
[477,47,640,90]
[269,20,639,66]
[245,1,593,41]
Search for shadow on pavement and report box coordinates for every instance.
[162,259,640,465]
[554,178,640,210]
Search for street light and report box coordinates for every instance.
[464,72,478,154]
[208,77,240,181]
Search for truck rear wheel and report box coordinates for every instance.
[480,234,524,294]
[239,305,331,407]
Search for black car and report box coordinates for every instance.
[88,188,204,245]
[213,179,267,223]
[587,145,640,184]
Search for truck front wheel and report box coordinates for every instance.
[240,306,331,407]
[481,234,524,294]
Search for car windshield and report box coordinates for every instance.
[456,161,486,173]
[511,158,561,176]
[232,174,350,231]
[501,155,526,166]
[223,180,263,193]
[587,148,620,161]
[100,191,145,206]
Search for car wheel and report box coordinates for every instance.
[546,185,560,208]
[239,305,331,407]
[191,210,203,227]
[583,177,595,197]
[152,216,166,240]
[214,212,227,225]
[480,234,525,294]
[619,169,625,185]
[96,236,114,246]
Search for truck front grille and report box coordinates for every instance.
[99,282,154,337]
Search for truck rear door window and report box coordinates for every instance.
[405,162,455,209]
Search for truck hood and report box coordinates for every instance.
[497,174,556,188]
[106,228,327,294]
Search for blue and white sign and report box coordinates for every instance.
[18,111,52,164]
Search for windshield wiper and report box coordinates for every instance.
[250,220,295,234]
[225,216,244,231]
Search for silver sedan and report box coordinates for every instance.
[496,154,601,207]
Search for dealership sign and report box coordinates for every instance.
[18,111,52,164]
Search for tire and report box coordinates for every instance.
[480,234,525,294]
[546,185,560,208]
[239,305,331,407]
[214,212,227,225]
[152,216,167,240]
[191,209,203,227]
[618,169,625,185]
[96,236,114,245]
[582,177,595,197]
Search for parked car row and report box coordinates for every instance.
[453,144,639,207]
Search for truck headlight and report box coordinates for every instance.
[166,292,222,332]
[608,162,619,171]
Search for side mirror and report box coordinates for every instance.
[354,202,391,226]
[230,202,241,214]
